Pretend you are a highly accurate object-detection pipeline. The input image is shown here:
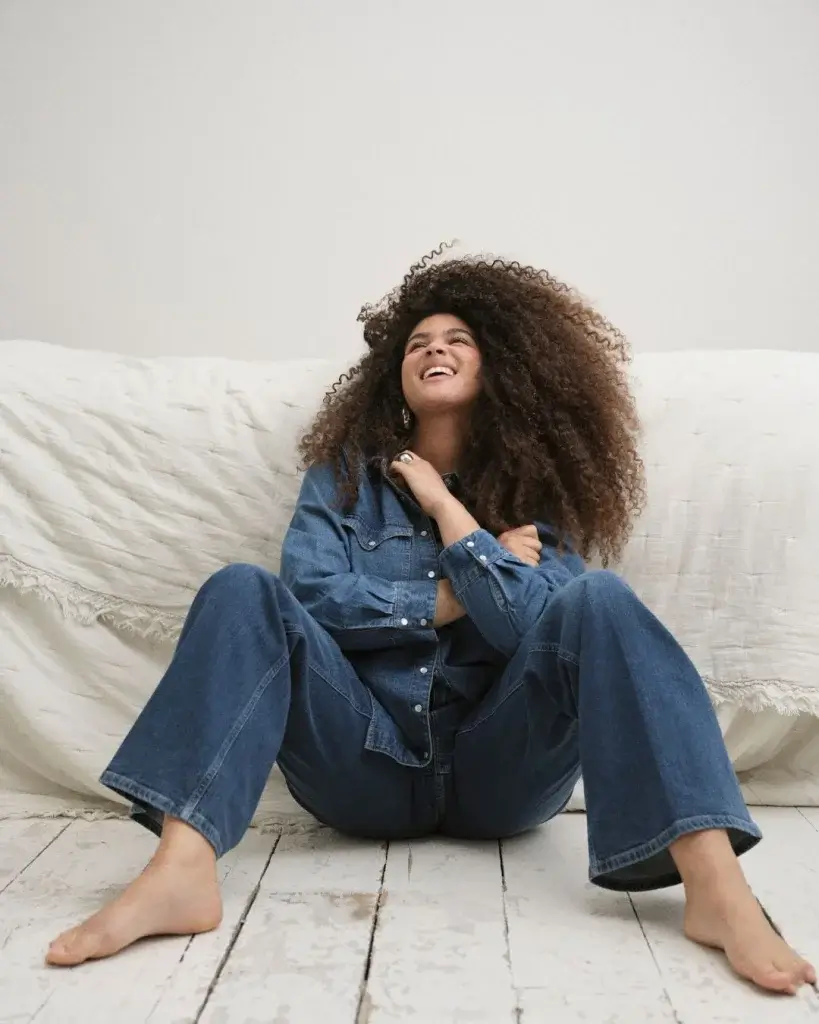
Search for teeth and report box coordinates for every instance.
[422,366,455,380]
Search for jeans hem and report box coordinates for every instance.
[589,813,762,891]
[100,769,225,857]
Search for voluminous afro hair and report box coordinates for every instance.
[299,248,645,563]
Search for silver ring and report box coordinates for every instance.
[398,452,413,464]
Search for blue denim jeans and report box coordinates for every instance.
[101,564,761,891]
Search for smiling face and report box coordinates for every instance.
[400,313,483,420]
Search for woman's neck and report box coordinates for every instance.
[410,414,468,475]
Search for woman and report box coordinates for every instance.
[47,254,814,995]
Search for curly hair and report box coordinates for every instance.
[299,248,645,564]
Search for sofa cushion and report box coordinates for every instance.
[1,340,351,639]
[1,340,819,818]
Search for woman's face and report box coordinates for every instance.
[400,313,482,419]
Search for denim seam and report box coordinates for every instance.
[448,565,484,594]
[487,574,510,615]
[364,744,428,768]
[458,639,581,735]
[306,659,373,717]
[588,813,763,880]
[591,572,692,784]
[528,641,580,667]
[458,677,527,734]
[178,650,293,828]
[283,624,372,718]
[100,770,225,856]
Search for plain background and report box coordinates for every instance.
[0,0,817,362]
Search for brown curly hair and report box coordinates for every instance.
[299,249,645,563]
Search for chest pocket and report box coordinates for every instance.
[342,515,415,581]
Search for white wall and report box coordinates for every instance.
[0,0,817,361]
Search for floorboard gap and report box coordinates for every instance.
[498,840,523,1023]
[193,830,282,1023]
[355,840,390,1024]
[626,891,683,1024]
[0,820,72,896]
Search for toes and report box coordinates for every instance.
[780,955,815,991]
[752,967,799,994]
[46,939,78,967]
[45,928,100,967]
[750,958,815,995]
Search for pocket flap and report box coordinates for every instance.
[342,516,414,550]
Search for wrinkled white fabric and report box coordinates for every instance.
[1,340,818,820]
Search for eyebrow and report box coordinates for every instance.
[406,327,475,346]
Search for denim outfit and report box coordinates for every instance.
[102,457,760,890]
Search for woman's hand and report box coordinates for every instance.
[390,451,454,517]
[498,524,542,567]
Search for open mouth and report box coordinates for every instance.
[421,365,456,381]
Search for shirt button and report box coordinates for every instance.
[400,618,408,626]
[414,704,423,713]
[419,666,428,674]
[420,618,427,626]
[368,540,376,547]
[427,570,435,578]
[480,554,487,562]
[420,530,428,538]
[466,541,474,548]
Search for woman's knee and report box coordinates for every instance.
[567,569,635,609]
[198,564,313,637]
[200,562,283,603]
[580,568,630,593]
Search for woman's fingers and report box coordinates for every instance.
[498,535,541,566]
[514,535,542,557]
[390,449,417,475]
[389,451,452,517]
[517,538,541,565]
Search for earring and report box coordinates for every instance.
[402,406,412,430]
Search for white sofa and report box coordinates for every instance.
[2,340,819,830]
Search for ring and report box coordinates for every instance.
[398,452,413,464]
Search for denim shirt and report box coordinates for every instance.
[279,457,585,768]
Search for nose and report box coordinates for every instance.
[425,340,447,355]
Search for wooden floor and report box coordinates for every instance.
[2,808,819,1023]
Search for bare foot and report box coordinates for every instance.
[684,883,816,994]
[46,852,222,966]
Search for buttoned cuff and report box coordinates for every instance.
[439,529,511,593]
[393,580,439,628]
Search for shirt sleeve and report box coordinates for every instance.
[438,523,585,657]
[280,464,438,651]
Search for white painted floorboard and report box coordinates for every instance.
[631,807,819,1024]
[200,830,387,1023]
[0,819,67,893]
[363,838,517,1023]
[502,815,678,1021]
[0,820,275,1024]
[1,811,819,1023]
